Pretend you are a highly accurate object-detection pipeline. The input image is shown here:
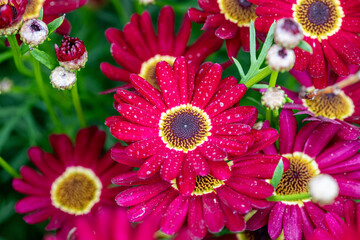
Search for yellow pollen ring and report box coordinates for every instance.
[159,104,212,153]
[50,166,102,215]
[139,54,176,90]
[274,152,320,206]
[303,90,355,120]
[292,0,344,41]
[218,0,257,27]
[171,174,225,196]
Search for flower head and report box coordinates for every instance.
[55,36,87,71]
[19,18,48,46]
[188,0,264,59]
[12,127,131,238]
[251,0,360,80]
[50,66,76,90]
[309,174,339,205]
[112,147,287,239]
[261,87,287,110]
[100,6,223,93]
[247,109,360,240]
[106,57,279,194]
[285,68,360,140]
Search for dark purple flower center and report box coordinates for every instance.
[160,105,211,152]
[278,48,288,58]
[31,22,40,31]
[238,0,252,8]
[308,1,330,25]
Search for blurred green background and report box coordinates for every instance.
[0,0,299,239]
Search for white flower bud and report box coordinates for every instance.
[275,18,304,49]
[261,87,286,110]
[266,45,295,72]
[253,121,264,130]
[50,66,76,90]
[309,174,339,205]
[139,0,155,4]
[19,19,48,47]
[0,78,13,94]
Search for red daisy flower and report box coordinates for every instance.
[100,6,223,93]
[250,0,360,82]
[112,146,287,239]
[105,57,279,194]
[247,110,360,240]
[12,127,131,238]
[188,0,264,59]
[311,200,360,240]
[0,0,86,36]
[284,67,360,140]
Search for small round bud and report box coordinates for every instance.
[140,0,155,4]
[266,45,295,72]
[19,19,48,47]
[274,18,304,49]
[0,78,13,94]
[253,121,264,130]
[261,87,286,110]
[309,174,339,205]
[55,36,87,71]
[50,66,76,90]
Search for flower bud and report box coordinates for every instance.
[139,0,155,4]
[274,18,304,49]
[309,174,339,205]
[19,19,48,47]
[261,87,286,110]
[0,78,13,94]
[266,44,295,72]
[50,66,76,90]
[55,36,87,71]
[0,0,27,35]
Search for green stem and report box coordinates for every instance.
[0,156,20,178]
[0,51,13,64]
[33,58,62,132]
[111,0,128,24]
[7,35,33,77]
[245,66,272,88]
[267,193,311,202]
[134,0,145,13]
[71,79,87,128]
[269,71,279,88]
[266,108,272,124]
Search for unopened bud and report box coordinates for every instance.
[253,121,264,130]
[309,174,339,205]
[55,36,87,71]
[274,18,304,49]
[261,87,286,110]
[50,66,76,90]
[266,45,295,72]
[139,0,155,4]
[0,78,13,94]
[19,19,48,47]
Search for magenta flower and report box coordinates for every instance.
[112,147,286,239]
[55,36,88,71]
[284,67,360,140]
[106,57,279,194]
[311,200,360,240]
[250,0,360,81]
[12,127,131,238]
[100,6,223,93]
[246,109,360,240]
[188,0,264,59]
[75,206,158,240]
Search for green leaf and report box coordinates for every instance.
[20,44,30,55]
[232,57,246,81]
[0,51,12,64]
[30,48,57,70]
[38,7,43,20]
[249,20,256,64]
[47,15,65,35]
[251,84,269,89]
[257,21,276,66]
[271,158,284,188]
[297,40,313,54]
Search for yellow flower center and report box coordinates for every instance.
[218,0,257,27]
[139,54,176,90]
[171,174,225,196]
[293,0,344,40]
[275,152,320,205]
[50,166,102,215]
[303,90,354,120]
[159,104,212,152]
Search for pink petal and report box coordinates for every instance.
[158,7,175,55]
[198,141,228,161]
[279,109,297,154]
[100,62,131,82]
[116,103,159,128]
[126,137,166,159]
[188,197,207,239]
[268,202,286,239]
[109,120,158,142]
[156,61,181,108]
[211,106,258,125]
[138,150,169,179]
[161,195,190,235]
[160,150,184,181]
[202,193,225,233]
[216,186,252,214]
